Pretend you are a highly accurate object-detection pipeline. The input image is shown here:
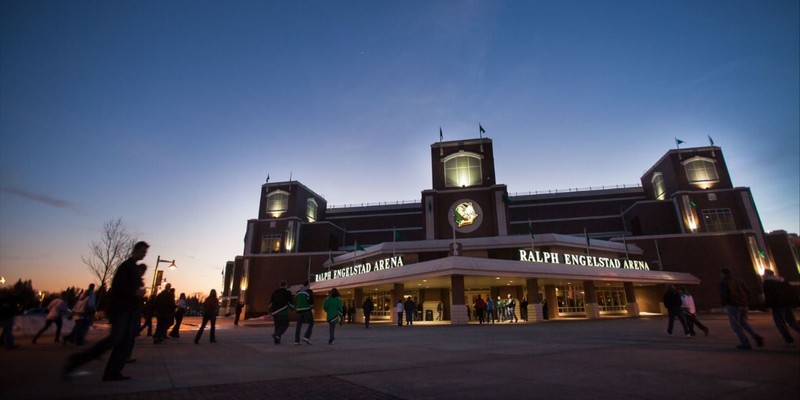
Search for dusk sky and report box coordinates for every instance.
[1,1,798,296]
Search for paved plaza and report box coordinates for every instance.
[1,312,798,399]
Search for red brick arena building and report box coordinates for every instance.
[221,136,799,324]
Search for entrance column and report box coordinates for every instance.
[584,281,600,319]
[526,278,543,322]
[354,288,364,323]
[624,282,640,317]
[392,283,404,326]
[450,275,468,325]
[544,284,558,320]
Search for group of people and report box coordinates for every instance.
[32,283,97,346]
[60,241,222,382]
[268,280,343,345]
[471,294,521,324]
[664,267,800,350]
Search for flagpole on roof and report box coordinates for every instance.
[479,123,485,153]
[439,127,444,156]
[584,227,591,256]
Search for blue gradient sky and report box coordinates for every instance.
[1,1,798,295]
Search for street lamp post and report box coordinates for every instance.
[150,255,177,297]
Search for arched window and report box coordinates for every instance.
[266,190,289,217]
[682,157,719,185]
[651,172,666,200]
[306,198,318,222]
[443,152,483,188]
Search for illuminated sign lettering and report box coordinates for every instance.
[315,255,405,282]
[518,250,649,270]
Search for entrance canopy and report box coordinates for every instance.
[310,255,700,293]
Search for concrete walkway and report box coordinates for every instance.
[1,313,798,399]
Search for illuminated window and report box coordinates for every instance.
[651,172,666,200]
[306,199,317,222]
[444,152,482,188]
[702,209,735,232]
[683,157,719,185]
[260,235,281,253]
[597,286,627,313]
[266,190,289,217]
[555,284,585,316]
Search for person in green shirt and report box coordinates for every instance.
[322,288,343,345]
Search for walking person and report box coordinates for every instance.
[234,300,244,326]
[396,300,404,327]
[294,281,314,345]
[663,284,690,337]
[486,297,495,324]
[153,284,175,344]
[194,289,219,344]
[719,268,764,349]
[762,269,800,347]
[506,294,518,323]
[679,286,709,337]
[323,288,343,344]
[169,293,187,338]
[1,286,21,350]
[268,281,293,344]
[404,297,415,326]
[436,301,443,321]
[362,297,374,328]
[33,294,70,344]
[138,296,155,337]
[64,241,149,381]
[64,284,96,345]
[520,297,529,321]
[474,295,486,324]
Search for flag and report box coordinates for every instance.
[355,241,365,252]
[527,219,534,238]
[328,249,334,263]
[675,138,685,147]
[394,229,405,241]
[708,135,714,146]
[439,127,443,141]
[479,124,485,136]
[266,173,270,183]
[502,194,511,205]
[757,248,766,259]
[584,228,591,255]
[689,200,697,208]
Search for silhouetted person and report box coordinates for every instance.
[65,241,149,381]
[362,297,374,328]
[762,269,800,346]
[719,268,763,349]
[170,292,187,338]
[194,289,219,344]
[268,281,293,344]
[33,294,69,344]
[234,300,244,326]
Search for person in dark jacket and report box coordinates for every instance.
[194,289,219,344]
[268,281,293,344]
[663,284,689,337]
[362,297,374,328]
[234,300,244,326]
[762,269,800,346]
[65,241,149,381]
[719,268,763,349]
[153,284,175,344]
[403,297,415,326]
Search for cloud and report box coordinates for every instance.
[0,187,82,213]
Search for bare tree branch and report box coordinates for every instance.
[81,218,136,290]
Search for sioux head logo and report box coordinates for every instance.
[453,202,478,227]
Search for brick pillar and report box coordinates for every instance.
[624,282,640,317]
[544,284,558,320]
[526,278,543,322]
[450,275,467,325]
[584,281,600,319]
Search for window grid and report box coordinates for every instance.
[555,285,585,315]
[652,173,666,200]
[684,159,719,183]
[702,208,736,232]
[597,286,627,312]
[444,154,482,188]
[267,191,289,216]
[306,199,317,222]
[260,235,281,254]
